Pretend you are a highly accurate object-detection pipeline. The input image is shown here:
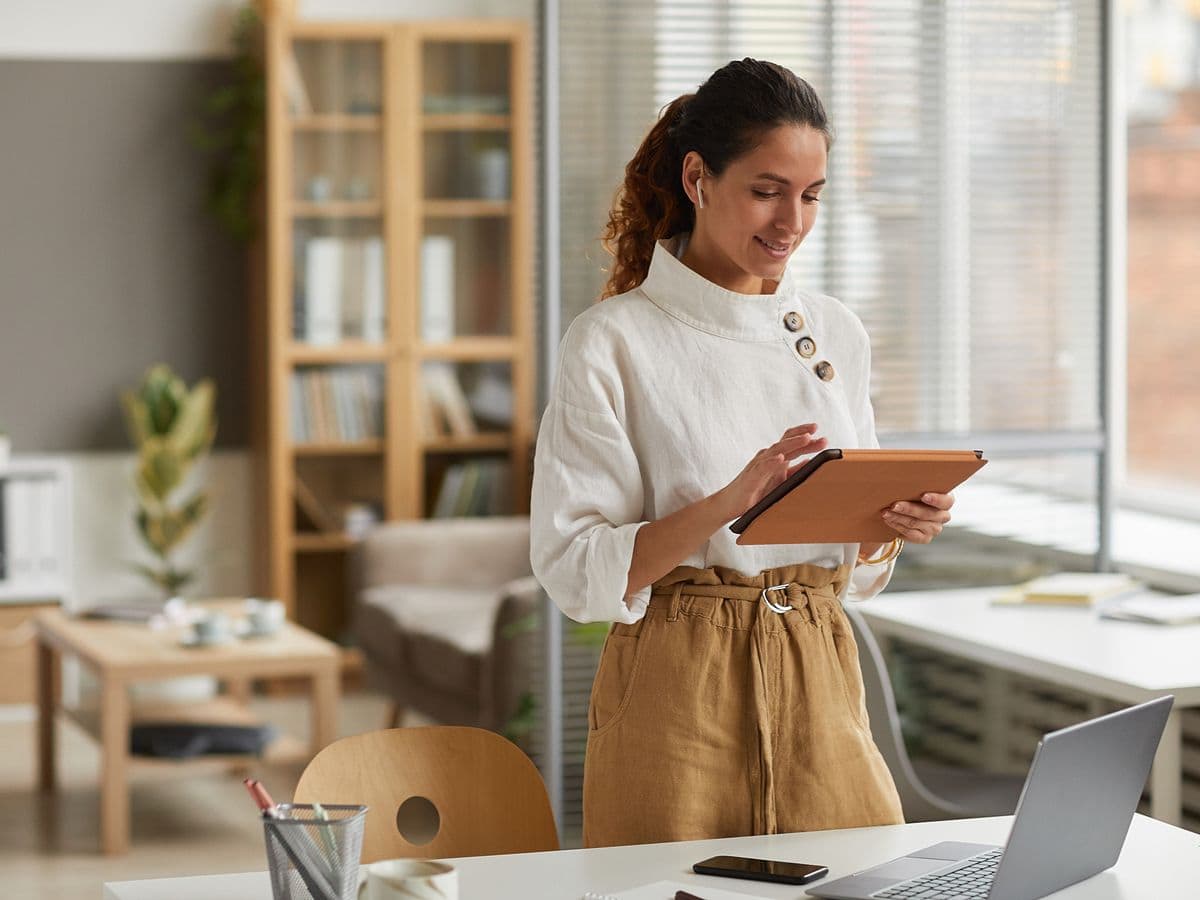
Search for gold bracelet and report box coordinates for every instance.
[859,538,904,566]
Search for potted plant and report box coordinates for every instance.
[121,364,217,597]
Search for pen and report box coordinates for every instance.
[243,779,337,900]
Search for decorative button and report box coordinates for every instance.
[795,336,816,358]
[815,360,835,381]
[783,311,804,332]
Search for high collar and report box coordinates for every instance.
[638,232,802,342]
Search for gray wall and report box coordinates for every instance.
[0,59,249,451]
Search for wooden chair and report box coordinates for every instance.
[293,725,559,862]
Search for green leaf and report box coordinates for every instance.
[120,390,153,446]
[169,379,217,460]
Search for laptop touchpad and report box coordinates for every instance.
[862,857,947,880]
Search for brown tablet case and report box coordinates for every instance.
[731,448,987,545]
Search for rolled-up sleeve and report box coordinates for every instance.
[530,319,651,623]
[531,398,651,623]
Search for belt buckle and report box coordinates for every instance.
[761,583,794,614]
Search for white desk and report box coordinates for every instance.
[102,814,1196,899]
[856,587,1200,825]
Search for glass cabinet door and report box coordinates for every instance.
[289,38,387,348]
[419,40,514,340]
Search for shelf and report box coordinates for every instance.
[423,433,512,453]
[64,698,308,768]
[293,114,383,131]
[422,113,511,131]
[290,341,391,363]
[293,440,385,456]
[292,533,356,553]
[293,201,383,218]
[423,199,511,218]
[419,337,515,361]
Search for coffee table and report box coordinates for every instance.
[34,602,341,854]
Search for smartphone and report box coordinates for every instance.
[693,854,829,885]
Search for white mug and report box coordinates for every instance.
[356,859,457,899]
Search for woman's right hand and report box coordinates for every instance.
[712,424,828,522]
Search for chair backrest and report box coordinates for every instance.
[843,604,974,821]
[294,726,559,862]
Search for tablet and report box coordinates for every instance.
[729,448,986,545]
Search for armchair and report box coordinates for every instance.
[350,517,538,734]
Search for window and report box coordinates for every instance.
[1123,0,1200,513]
[555,0,1106,584]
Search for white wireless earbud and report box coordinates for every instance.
[696,178,705,209]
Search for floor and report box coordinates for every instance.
[0,688,399,899]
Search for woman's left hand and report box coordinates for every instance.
[881,491,955,544]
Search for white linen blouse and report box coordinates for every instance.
[531,233,896,624]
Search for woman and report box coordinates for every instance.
[530,58,954,848]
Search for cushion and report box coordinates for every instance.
[359,584,505,693]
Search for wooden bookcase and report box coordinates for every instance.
[256,4,535,642]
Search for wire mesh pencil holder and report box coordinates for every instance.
[264,803,368,900]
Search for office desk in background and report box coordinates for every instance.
[856,587,1200,826]
[102,814,1197,899]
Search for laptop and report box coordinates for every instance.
[807,695,1173,900]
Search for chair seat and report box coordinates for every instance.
[359,584,504,691]
[911,760,1026,817]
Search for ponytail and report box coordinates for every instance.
[597,59,831,302]
[599,94,695,300]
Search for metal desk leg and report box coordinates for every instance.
[37,640,57,792]
[100,678,131,854]
[1149,707,1182,826]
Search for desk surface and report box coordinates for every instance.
[856,587,1200,705]
[102,815,1196,900]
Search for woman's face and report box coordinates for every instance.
[682,123,827,293]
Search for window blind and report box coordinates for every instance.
[557,0,1103,439]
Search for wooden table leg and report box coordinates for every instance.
[100,678,131,854]
[1149,706,1182,826]
[311,665,339,755]
[36,639,57,792]
[224,676,252,705]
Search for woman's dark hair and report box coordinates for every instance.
[599,58,831,299]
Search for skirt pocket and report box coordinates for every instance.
[588,616,651,737]
[822,610,872,733]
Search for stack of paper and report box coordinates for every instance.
[993,572,1140,607]
[1100,593,1200,625]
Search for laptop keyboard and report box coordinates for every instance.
[872,848,1003,899]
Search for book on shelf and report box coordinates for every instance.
[284,49,313,115]
[420,235,455,342]
[291,367,384,444]
[993,572,1140,608]
[432,459,511,518]
[361,236,386,342]
[304,237,343,345]
[423,363,476,438]
[293,476,338,533]
[299,236,387,344]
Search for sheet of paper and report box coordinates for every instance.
[607,879,775,900]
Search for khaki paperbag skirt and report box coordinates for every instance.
[582,563,904,848]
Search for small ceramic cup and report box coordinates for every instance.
[356,859,457,900]
[245,598,286,635]
[191,611,231,644]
